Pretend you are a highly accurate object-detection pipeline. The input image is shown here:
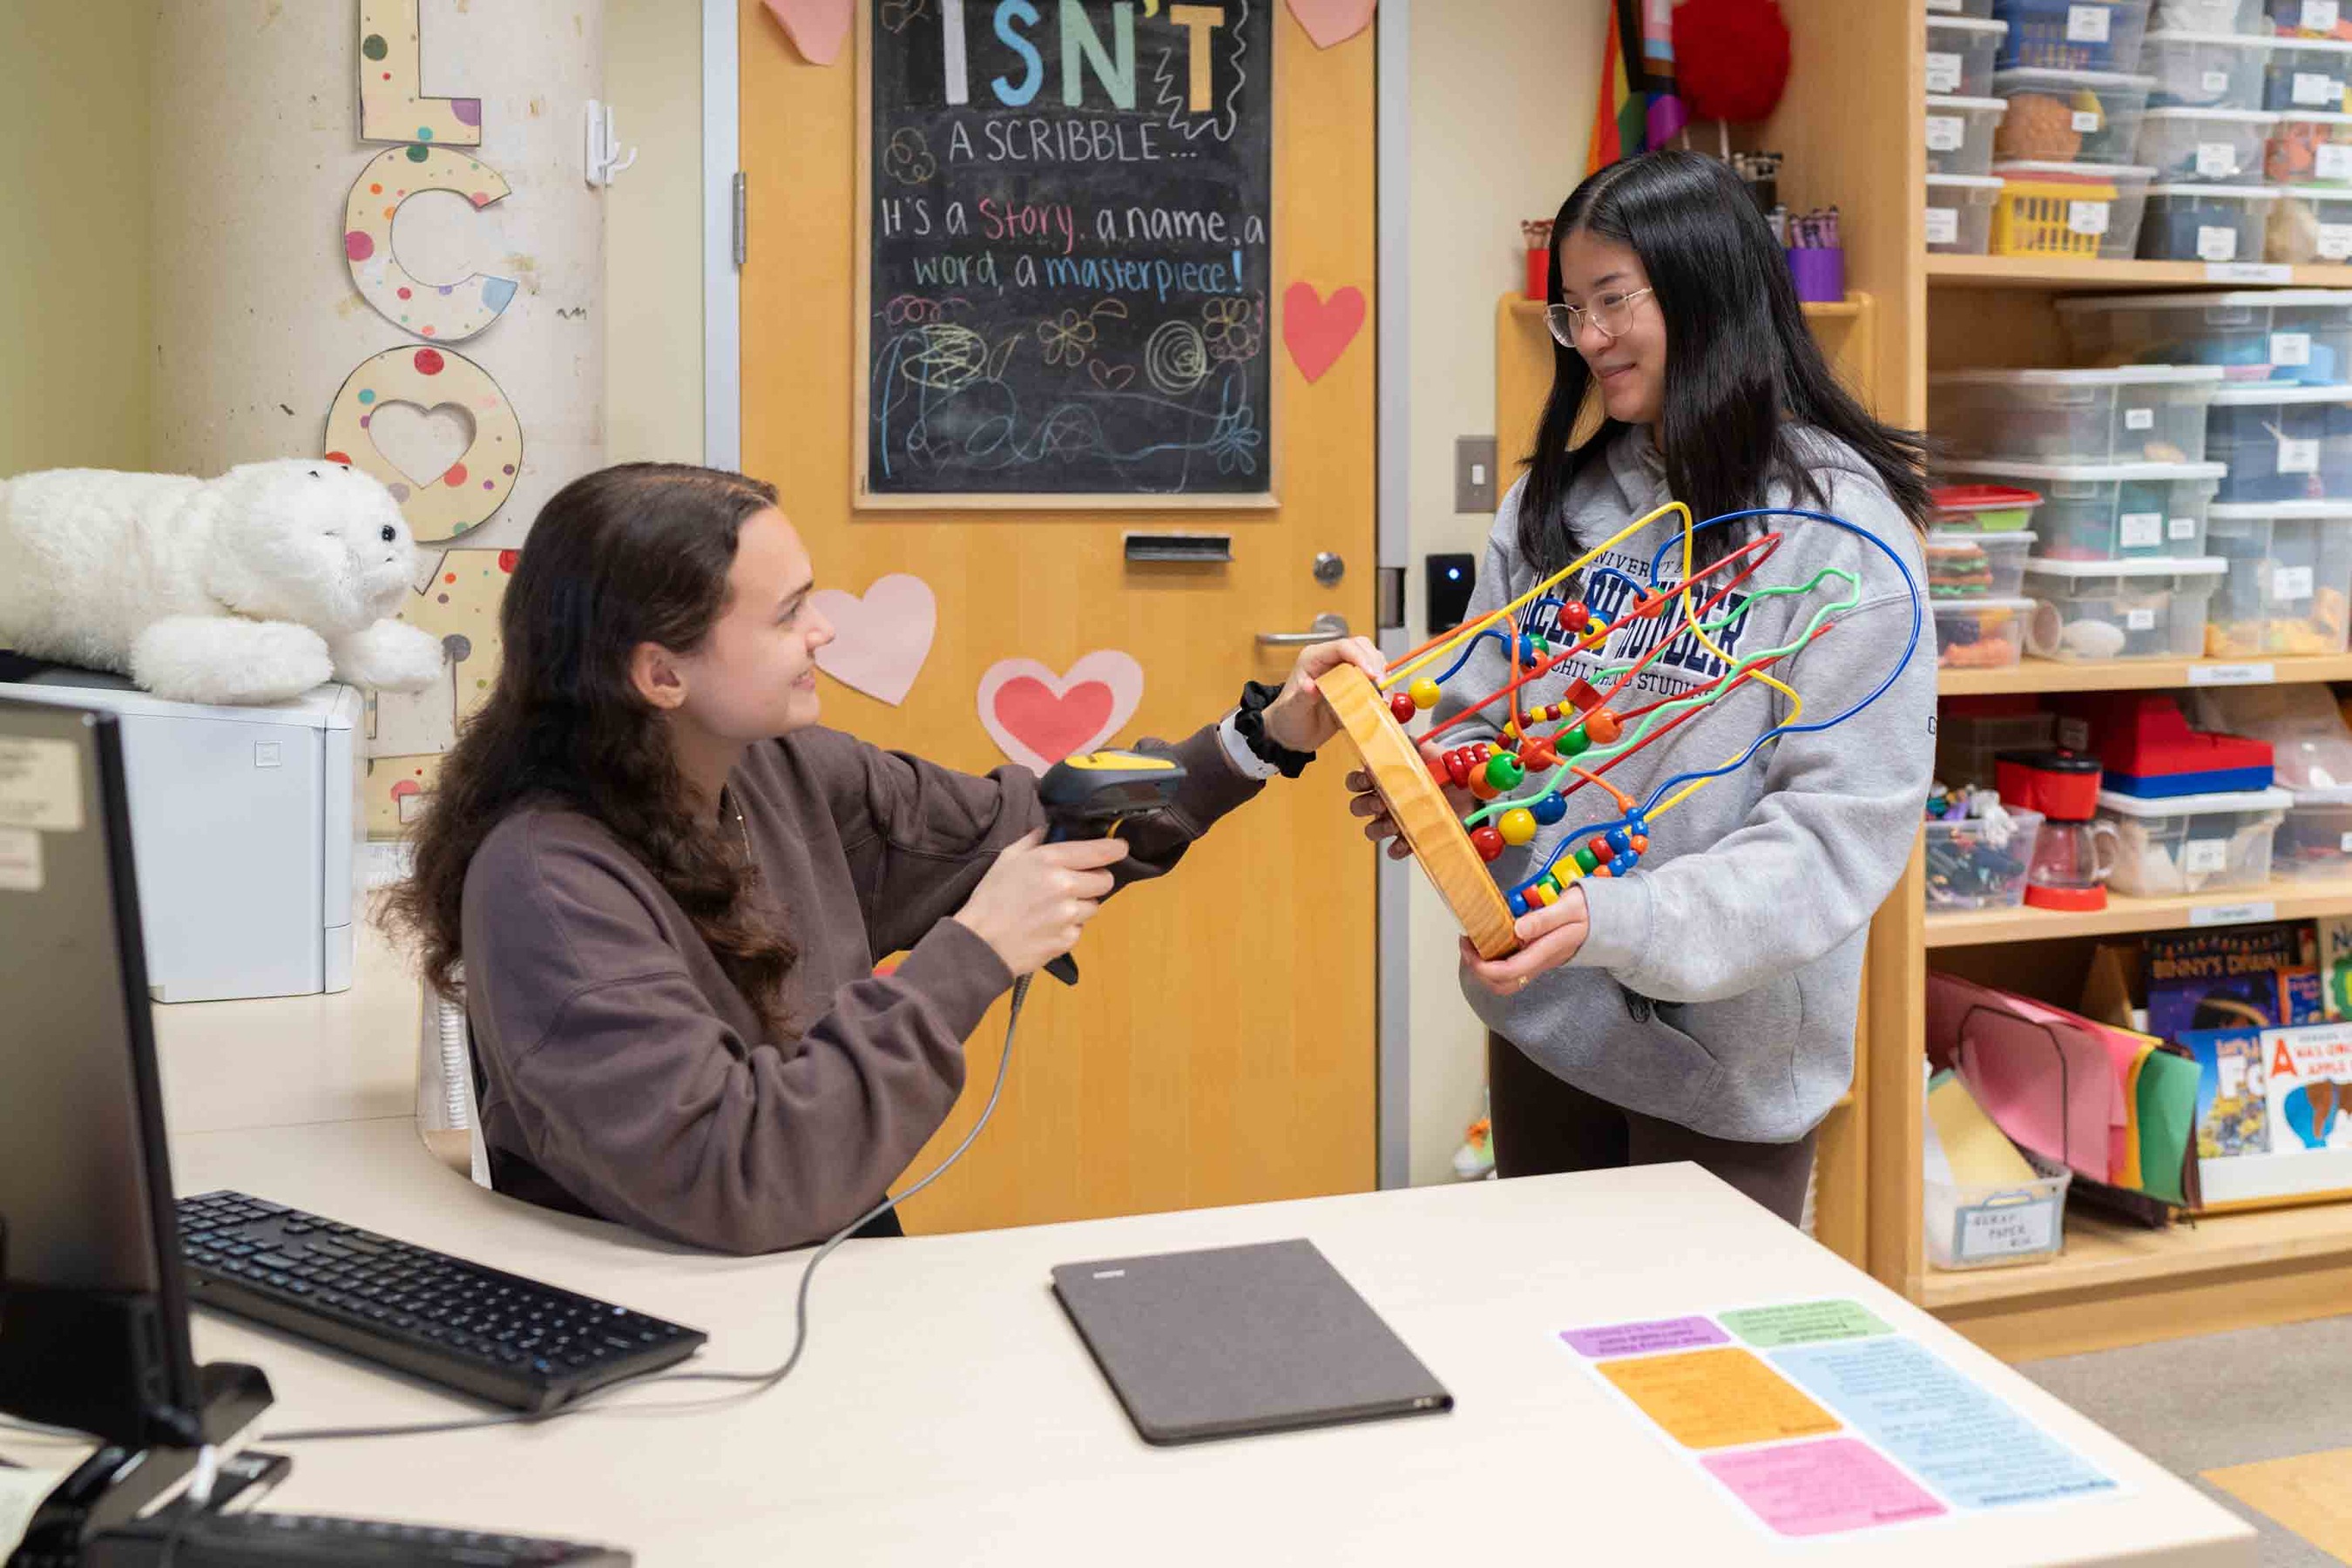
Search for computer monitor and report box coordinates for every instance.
[0,695,206,1450]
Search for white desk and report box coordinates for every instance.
[10,1113,2256,1565]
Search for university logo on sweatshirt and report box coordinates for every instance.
[1533,551,1756,700]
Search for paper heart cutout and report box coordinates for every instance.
[763,0,851,64]
[1088,361,1136,391]
[1281,281,1367,384]
[977,651,1146,772]
[1285,0,1376,48]
[367,400,476,491]
[809,573,936,706]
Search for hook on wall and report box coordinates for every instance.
[584,99,639,186]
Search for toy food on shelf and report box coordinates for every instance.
[2265,110,2352,184]
[1928,483,2044,531]
[1935,598,2033,668]
[2204,501,2352,656]
[1993,67,2156,162]
[1927,530,2037,598]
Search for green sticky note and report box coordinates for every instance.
[1718,1299,1895,1348]
[2136,1051,2200,1208]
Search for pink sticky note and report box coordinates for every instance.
[1560,1316,1728,1359]
[1703,1438,1947,1538]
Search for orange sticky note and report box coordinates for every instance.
[1598,1347,1841,1450]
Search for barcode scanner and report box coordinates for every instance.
[1034,750,1188,985]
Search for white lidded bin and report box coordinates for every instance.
[2206,382,2352,503]
[2098,784,2291,894]
[2142,29,2274,107]
[1930,365,2222,463]
[1929,94,2013,176]
[1990,160,2156,257]
[1931,15,2015,95]
[1994,67,2159,161]
[2134,105,2279,179]
[1994,0,2154,71]
[2022,553,2228,658]
[1943,457,2225,558]
[2269,185,2352,260]
[2202,500,2352,656]
[2275,783,2352,876]
[1934,597,2035,670]
[1927,172,2008,253]
[2265,35,2352,112]
[2057,288,2352,385]
[2151,0,2264,28]
[1928,530,2041,598]
[2139,181,2281,259]
[2264,109,2352,182]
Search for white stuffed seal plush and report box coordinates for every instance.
[0,459,445,706]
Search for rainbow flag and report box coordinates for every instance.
[1584,1,1644,174]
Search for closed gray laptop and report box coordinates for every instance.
[1051,1237,1454,1445]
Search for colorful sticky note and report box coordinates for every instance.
[1597,1348,1840,1450]
[1702,1438,1947,1537]
[1718,1300,1895,1349]
[1560,1316,1729,1359]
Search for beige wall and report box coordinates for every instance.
[605,0,706,465]
[1402,0,1607,1185]
[0,0,154,476]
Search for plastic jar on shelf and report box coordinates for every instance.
[1930,365,2222,463]
[2207,383,2352,502]
[1989,160,2156,256]
[2097,785,2291,894]
[1943,457,2225,557]
[1935,598,2035,669]
[2058,288,2352,384]
[1995,68,2159,159]
[1932,16,2016,94]
[2142,30,2274,105]
[2202,500,2352,654]
[2022,554,2228,657]
[2268,184,2352,257]
[1927,172,2008,253]
[1995,0,2156,70]
[2139,181,2281,257]
[2265,35,2352,110]
[1929,95,2013,176]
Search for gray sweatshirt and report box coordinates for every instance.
[1437,426,1934,1142]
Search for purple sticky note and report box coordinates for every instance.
[1560,1315,1730,1359]
[1703,1438,1947,1538]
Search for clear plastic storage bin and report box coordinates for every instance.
[2265,36,2352,112]
[2264,110,2352,180]
[2135,105,2279,179]
[1930,483,2047,531]
[1931,16,2015,95]
[1929,95,2013,175]
[1935,598,2036,669]
[1990,160,2156,256]
[2139,182,2281,257]
[1929,531,2040,598]
[2058,288,2352,383]
[1930,365,2221,463]
[2153,0,2263,28]
[1927,172,2008,253]
[1926,1146,2072,1270]
[2268,185,2352,257]
[2142,30,2274,105]
[2023,554,2228,658]
[2203,500,2352,654]
[1996,68,2158,159]
[1943,458,2224,557]
[2268,0,2352,37]
[2099,784,2290,894]
[1931,0,2000,15]
[1995,0,2156,70]
[1925,809,2048,909]
[2275,785,2352,876]
[2207,384,2352,503]
[1936,702,2059,787]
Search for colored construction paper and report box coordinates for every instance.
[1285,0,1376,48]
[1718,1300,1895,1349]
[1281,281,1366,384]
[1701,1438,1947,1537]
[1597,1347,1840,1450]
[763,0,851,64]
[2119,1045,2153,1193]
[1560,1315,1728,1359]
[810,574,936,706]
[1951,1004,2119,1183]
[976,651,1144,772]
[1927,1072,2035,1187]
[1772,1338,2114,1510]
[2136,1051,2201,1206]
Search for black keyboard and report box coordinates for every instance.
[175,1191,706,1414]
[85,1510,629,1565]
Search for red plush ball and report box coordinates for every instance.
[1671,0,1791,124]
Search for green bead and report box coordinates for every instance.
[1574,845,1601,875]
[1484,753,1524,791]
[1560,724,1592,757]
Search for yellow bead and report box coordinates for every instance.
[1409,678,1441,711]
[1557,859,1585,883]
[1498,808,1538,846]
[1529,881,1558,908]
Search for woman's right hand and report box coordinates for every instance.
[951,829,1131,977]
[1348,739,1477,861]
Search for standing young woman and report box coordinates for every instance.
[1355,151,1935,1223]
[389,463,1378,1254]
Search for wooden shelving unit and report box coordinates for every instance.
[1926,253,2352,291]
[1940,652,2352,698]
[1927,873,2352,949]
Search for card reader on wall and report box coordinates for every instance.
[1427,552,1476,633]
[0,664,363,1001]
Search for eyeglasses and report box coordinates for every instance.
[1544,287,1654,347]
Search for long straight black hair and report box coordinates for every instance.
[1520,150,1930,571]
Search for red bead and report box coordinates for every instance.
[1558,600,1591,632]
[1632,592,1666,621]
[1470,826,1505,862]
[1445,750,1472,787]
[1425,749,1451,784]
[1518,739,1556,769]
[1389,693,1418,723]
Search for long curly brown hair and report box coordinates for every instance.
[383,463,797,1036]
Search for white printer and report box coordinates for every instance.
[0,665,365,1002]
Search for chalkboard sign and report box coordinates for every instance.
[857,0,1275,507]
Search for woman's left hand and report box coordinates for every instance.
[1261,637,1388,753]
[1460,886,1591,995]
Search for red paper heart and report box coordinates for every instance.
[976,652,1145,772]
[1281,281,1367,385]
[1285,0,1376,48]
[993,678,1114,767]
[762,0,851,64]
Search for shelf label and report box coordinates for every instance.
[2119,510,2164,548]
[2322,223,2352,261]
[2276,563,2317,600]
[1926,51,1962,93]
[2203,68,2233,95]
[2126,406,2155,430]
[2068,3,2111,41]
[2274,330,2315,367]
[2193,900,2276,928]
[1926,206,1960,247]
[2295,71,2338,108]
[2321,145,2352,182]
[2307,0,2341,31]
[1926,114,1964,152]
[2126,606,2158,631]
[1927,0,1961,10]
[2281,435,2322,475]
[2198,225,2240,263]
[2195,141,2236,178]
[2072,107,2105,133]
[2207,262,2292,283]
[1956,1197,2059,1260]
[2170,514,2200,540]
[2185,839,2231,875]
[2190,662,2276,685]
[2069,200,2112,237]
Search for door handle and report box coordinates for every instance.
[1255,612,1350,647]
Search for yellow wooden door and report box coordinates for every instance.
[740,1,1378,1232]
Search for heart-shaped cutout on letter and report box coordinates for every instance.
[367,401,477,491]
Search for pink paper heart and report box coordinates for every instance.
[1285,0,1376,49]
[763,0,851,64]
[976,651,1146,772]
[810,574,936,706]
[1281,281,1367,385]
